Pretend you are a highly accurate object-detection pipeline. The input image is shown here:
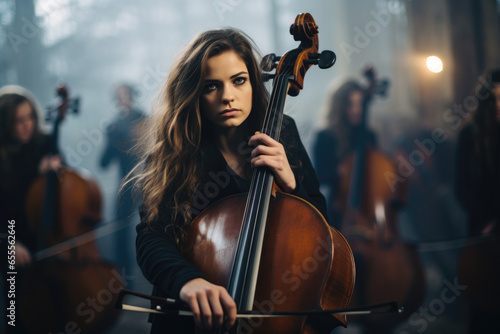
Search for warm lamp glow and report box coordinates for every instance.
[426,56,443,73]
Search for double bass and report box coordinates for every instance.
[338,67,426,330]
[18,85,124,334]
[182,13,355,334]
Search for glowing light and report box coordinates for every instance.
[426,56,443,73]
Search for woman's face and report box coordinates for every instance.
[493,85,500,122]
[200,50,253,129]
[12,100,35,143]
[347,90,364,126]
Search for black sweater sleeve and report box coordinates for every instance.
[136,207,206,300]
[281,115,329,221]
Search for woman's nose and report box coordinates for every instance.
[221,84,235,104]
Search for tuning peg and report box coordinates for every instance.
[304,51,336,69]
[261,53,280,72]
[262,73,276,82]
[318,50,336,69]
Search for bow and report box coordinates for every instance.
[115,289,402,318]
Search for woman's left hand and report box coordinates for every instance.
[248,131,296,193]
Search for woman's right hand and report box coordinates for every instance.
[179,278,237,330]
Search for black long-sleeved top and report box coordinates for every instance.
[135,115,327,333]
[0,135,50,255]
[455,123,500,235]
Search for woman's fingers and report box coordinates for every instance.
[15,243,32,266]
[38,155,63,174]
[220,289,237,329]
[248,132,296,192]
[179,278,237,330]
[197,292,213,329]
[206,289,225,328]
[248,132,279,148]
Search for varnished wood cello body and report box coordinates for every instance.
[338,68,425,331]
[183,14,355,334]
[18,85,124,334]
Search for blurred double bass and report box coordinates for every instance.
[338,68,425,331]
[18,85,123,334]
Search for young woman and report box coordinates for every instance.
[134,28,327,333]
[312,80,376,229]
[0,86,61,267]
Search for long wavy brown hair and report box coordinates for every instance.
[471,68,500,182]
[323,80,364,159]
[132,28,268,228]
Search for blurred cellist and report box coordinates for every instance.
[313,72,424,333]
[455,68,500,333]
[312,79,378,230]
[0,85,62,333]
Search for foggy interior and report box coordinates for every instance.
[1,0,499,333]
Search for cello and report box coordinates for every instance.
[18,84,124,334]
[338,67,426,331]
[182,13,355,334]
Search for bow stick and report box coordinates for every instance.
[115,289,402,318]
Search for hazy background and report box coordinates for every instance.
[1,0,499,333]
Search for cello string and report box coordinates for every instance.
[233,72,288,306]
[228,72,282,303]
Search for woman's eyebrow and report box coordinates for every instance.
[230,71,248,79]
[205,71,248,82]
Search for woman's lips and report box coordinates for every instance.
[219,108,240,116]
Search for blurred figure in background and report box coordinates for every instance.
[456,69,500,236]
[455,68,500,333]
[100,83,145,274]
[312,80,377,230]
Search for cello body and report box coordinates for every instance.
[339,149,425,329]
[19,169,124,334]
[184,191,355,333]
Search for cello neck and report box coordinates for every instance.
[38,86,69,248]
[346,94,371,211]
[227,72,291,310]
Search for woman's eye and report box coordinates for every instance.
[205,83,217,91]
[234,77,246,85]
